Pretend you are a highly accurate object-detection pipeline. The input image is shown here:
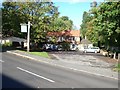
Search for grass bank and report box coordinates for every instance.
[113,63,120,72]
[29,52,50,58]
[19,50,50,58]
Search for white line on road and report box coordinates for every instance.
[17,67,55,83]
[0,60,4,63]
[7,51,118,80]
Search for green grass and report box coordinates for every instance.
[29,52,50,58]
[113,63,120,72]
[18,50,50,58]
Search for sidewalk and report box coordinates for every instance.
[6,50,118,80]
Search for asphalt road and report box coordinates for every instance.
[1,52,118,88]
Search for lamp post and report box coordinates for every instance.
[21,21,31,52]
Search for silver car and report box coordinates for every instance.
[84,47,100,53]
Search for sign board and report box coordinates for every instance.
[21,24,27,32]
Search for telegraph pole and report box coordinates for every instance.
[27,21,30,52]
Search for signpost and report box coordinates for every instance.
[27,21,30,52]
[20,21,31,52]
[21,24,27,32]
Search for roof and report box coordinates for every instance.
[47,30,80,37]
[81,39,92,44]
[2,37,26,42]
[69,30,80,37]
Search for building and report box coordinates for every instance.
[0,36,27,47]
[47,30,80,44]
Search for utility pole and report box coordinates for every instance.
[27,21,30,52]
[20,21,31,52]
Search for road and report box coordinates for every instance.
[1,52,118,88]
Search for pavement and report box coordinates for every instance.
[6,50,118,80]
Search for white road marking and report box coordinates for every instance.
[0,60,4,63]
[17,67,55,83]
[7,51,118,80]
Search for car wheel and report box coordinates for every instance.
[95,50,97,53]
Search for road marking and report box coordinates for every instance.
[0,60,4,63]
[17,67,55,83]
[7,51,118,80]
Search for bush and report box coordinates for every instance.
[113,63,120,72]
[2,42,12,47]
[61,41,70,51]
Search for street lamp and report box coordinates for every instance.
[20,21,31,52]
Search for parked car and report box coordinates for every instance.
[83,47,100,53]
[43,44,58,51]
[70,44,78,51]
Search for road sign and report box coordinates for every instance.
[21,24,27,32]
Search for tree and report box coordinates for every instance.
[80,1,120,51]
[2,2,23,38]
[60,16,73,30]
[2,1,74,49]
[47,16,73,44]
[80,11,92,38]
[92,2,120,49]
[2,2,59,42]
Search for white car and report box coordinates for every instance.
[83,47,100,53]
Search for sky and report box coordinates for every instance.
[54,2,91,30]
[54,0,104,30]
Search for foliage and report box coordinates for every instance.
[80,11,92,38]
[113,63,120,72]
[2,2,22,38]
[2,42,12,47]
[80,2,120,50]
[2,2,73,46]
[47,16,73,43]
[61,41,70,51]
[60,16,73,30]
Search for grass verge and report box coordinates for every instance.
[29,52,50,58]
[18,50,50,58]
[113,63,120,72]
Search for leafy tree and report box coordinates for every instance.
[2,2,23,38]
[47,16,73,43]
[2,1,74,50]
[60,16,73,30]
[92,2,120,49]
[2,2,59,41]
[80,2,120,51]
[80,11,92,38]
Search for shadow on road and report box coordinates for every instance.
[1,73,34,89]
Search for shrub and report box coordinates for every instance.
[61,41,70,51]
[2,42,12,47]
